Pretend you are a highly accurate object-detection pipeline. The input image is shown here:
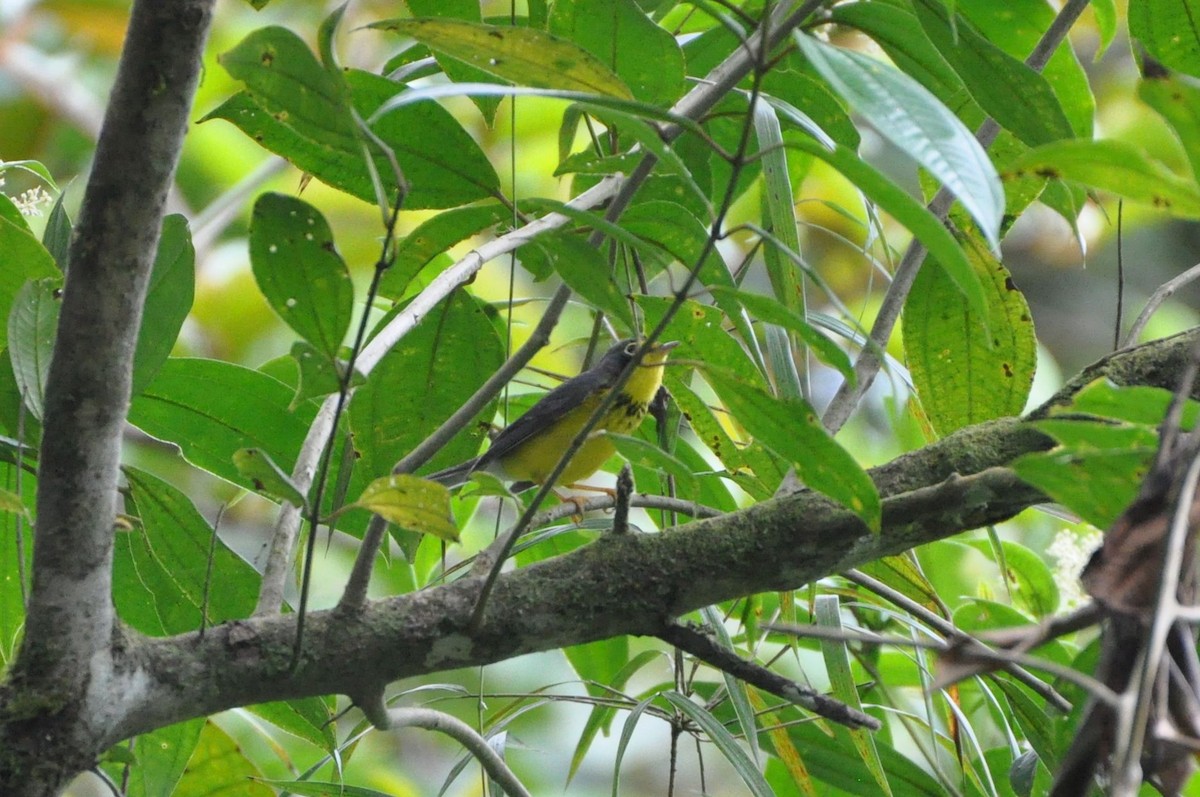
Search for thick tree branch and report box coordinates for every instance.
[107,328,1199,742]
[0,1,215,794]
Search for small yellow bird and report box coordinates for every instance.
[428,338,678,489]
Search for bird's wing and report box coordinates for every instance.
[477,371,609,468]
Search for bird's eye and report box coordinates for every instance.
[624,341,638,356]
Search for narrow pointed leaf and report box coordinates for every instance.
[795,32,1003,248]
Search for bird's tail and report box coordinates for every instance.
[424,459,479,488]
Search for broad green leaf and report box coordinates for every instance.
[352,291,504,480]
[0,216,59,350]
[795,32,1004,247]
[662,692,773,797]
[0,159,58,191]
[705,368,881,531]
[761,67,861,150]
[1089,0,1119,58]
[233,448,306,507]
[1130,0,1200,79]
[956,0,1096,137]
[912,0,1074,147]
[815,596,892,795]
[128,359,312,489]
[0,195,30,234]
[0,463,33,664]
[709,287,854,381]
[247,697,337,751]
[1003,138,1200,217]
[288,341,364,407]
[787,137,986,320]
[1012,421,1155,529]
[211,29,499,207]
[378,201,512,299]
[549,0,685,106]
[403,0,502,123]
[370,18,633,98]
[522,232,634,327]
[174,721,273,797]
[249,193,352,358]
[1138,66,1200,186]
[117,467,259,636]
[132,215,195,394]
[110,719,205,797]
[7,278,59,421]
[903,229,1036,436]
[1066,379,1197,427]
[351,474,458,542]
[219,26,355,139]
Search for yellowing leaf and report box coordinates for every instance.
[353,474,459,542]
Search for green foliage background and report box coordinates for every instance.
[3,0,1200,795]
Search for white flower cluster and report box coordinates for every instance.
[1047,526,1103,610]
[0,176,53,217]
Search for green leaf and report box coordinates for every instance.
[912,0,1074,147]
[249,193,352,358]
[351,474,458,542]
[704,368,881,531]
[523,232,634,327]
[41,193,71,270]
[607,433,699,497]
[352,291,504,479]
[794,32,1004,247]
[857,555,945,617]
[247,697,336,751]
[0,216,59,350]
[233,448,306,507]
[378,201,512,299]
[568,649,661,783]
[369,18,633,98]
[257,781,397,797]
[549,0,684,106]
[219,26,355,139]
[955,0,1094,137]
[815,596,892,795]
[210,28,499,207]
[902,229,1036,436]
[1130,0,1200,79]
[132,215,195,394]
[0,486,28,518]
[1066,379,1197,427]
[128,359,312,489]
[661,692,773,797]
[117,467,259,636]
[1138,66,1200,186]
[1012,420,1155,528]
[110,719,205,797]
[709,287,854,381]
[289,341,364,407]
[7,278,60,421]
[1003,138,1200,217]
[965,539,1060,618]
[786,137,987,319]
[403,0,502,123]
[174,721,274,797]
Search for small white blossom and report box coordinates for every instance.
[13,186,52,217]
[1048,527,1103,610]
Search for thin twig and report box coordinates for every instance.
[659,622,881,729]
[1121,261,1200,348]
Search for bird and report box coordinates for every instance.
[426,338,679,490]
